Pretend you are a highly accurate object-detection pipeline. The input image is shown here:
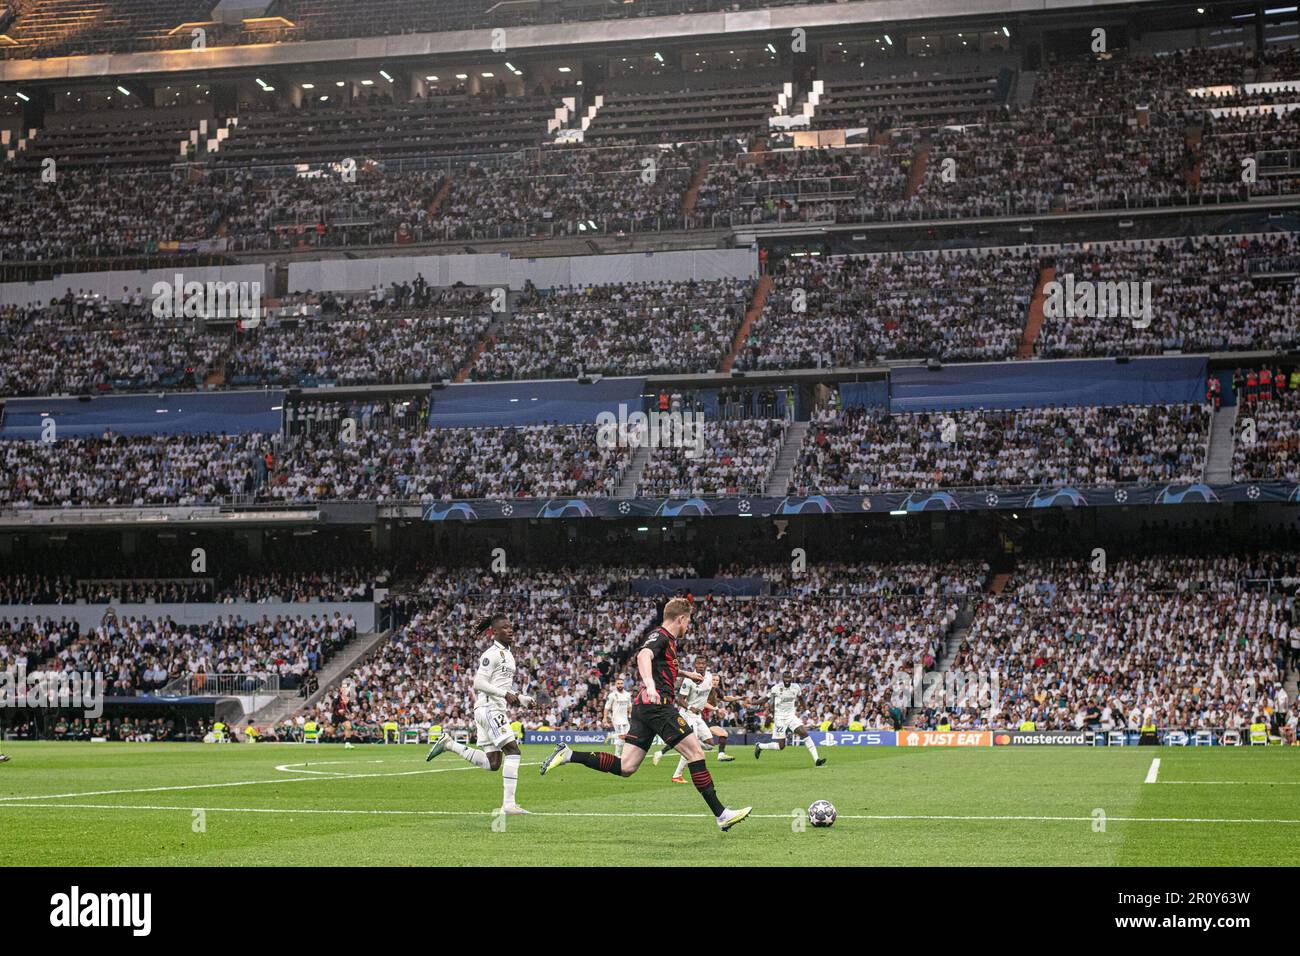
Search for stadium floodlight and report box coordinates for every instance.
[256,77,269,88]
[301,83,315,89]
[361,79,374,86]
[14,91,29,101]
[1002,26,1011,37]
[654,51,664,62]
[335,80,346,86]
[765,43,775,53]
[1265,5,1298,12]
[117,85,131,96]
[482,71,494,77]
[426,75,439,81]
[884,34,893,45]
[380,70,394,83]
[557,66,572,72]
[455,73,468,79]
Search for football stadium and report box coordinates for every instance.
[0,0,1297,908]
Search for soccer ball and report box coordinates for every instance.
[808,800,836,827]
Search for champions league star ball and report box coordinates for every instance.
[808,800,837,827]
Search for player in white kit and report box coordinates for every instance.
[425,613,534,814]
[604,677,633,756]
[754,670,826,766]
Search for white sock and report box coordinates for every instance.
[759,741,782,750]
[803,736,821,761]
[447,739,491,770]
[674,755,688,778]
[502,753,520,806]
[614,740,624,756]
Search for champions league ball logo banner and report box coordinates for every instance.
[422,482,1300,522]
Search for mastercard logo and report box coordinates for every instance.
[994,733,1011,745]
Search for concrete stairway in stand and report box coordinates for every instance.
[763,420,810,496]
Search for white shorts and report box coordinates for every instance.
[771,714,802,737]
[612,720,630,737]
[683,709,712,743]
[474,706,515,752]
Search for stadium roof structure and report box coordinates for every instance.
[0,0,1185,82]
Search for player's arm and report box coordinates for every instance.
[679,669,706,683]
[636,648,659,703]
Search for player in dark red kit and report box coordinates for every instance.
[539,597,752,831]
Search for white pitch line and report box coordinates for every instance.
[4,803,1300,825]
[0,760,538,803]
[1144,757,1161,784]
[1158,780,1300,785]
[274,760,388,776]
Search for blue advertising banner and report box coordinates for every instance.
[525,730,611,746]
[424,483,1300,522]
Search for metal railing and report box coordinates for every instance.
[156,672,282,698]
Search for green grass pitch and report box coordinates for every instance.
[1,741,1297,866]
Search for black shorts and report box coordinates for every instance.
[625,702,690,752]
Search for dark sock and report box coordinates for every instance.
[687,759,725,816]
[716,736,727,753]
[571,750,623,775]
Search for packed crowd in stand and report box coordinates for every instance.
[0,576,212,604]
[8,387,1285,507]
[0,611,358,694]
[937,556,1296,731]
[474,279,752,379]
[636,420,787,497]
[307,562,981,737]
[0,284,492,396]
[440,144,719,238]
[741,250,1036,368]
[1038,234,1300,357]
[2,46,1297,263]
[4,234,1294,395]
[1233,372,1300,482]
[790,402,1211,493]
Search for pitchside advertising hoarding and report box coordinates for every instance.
[523,729,1238,747]
[525,730,611,745]
[897,730,994,747]
[993,730,1090,746]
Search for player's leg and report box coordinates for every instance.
[756,719,785,754]
[428,727,492,769]
[542,709,652,777]
[499,738,527,813]
[429,708,498,771]
[677,714,711,779]
[546,740,647,777]
[651,734,666,765]
[793,725,825,766]
[672,732,751,831]
[710,725,734,761]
